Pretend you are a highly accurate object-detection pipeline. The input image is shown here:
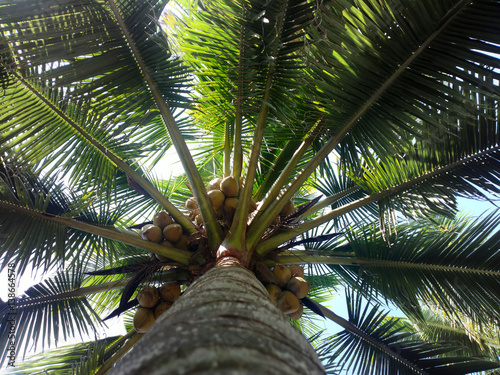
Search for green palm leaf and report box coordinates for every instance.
[319,290,500,375]
[311,0,500,166]
[337,213,500,328]
[410,309,500,362]
[0,165,191,277]
[248,0,500,240]
[4,336,119,375]
[0,272,101,368]
[0,0,199,228]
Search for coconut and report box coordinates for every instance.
[137,286,159,308]
[287,303,303,320]
[153,211,173,229]
[277,291,300,314]
[154,301,173,318]
[134,307,156,333]
[159,282,181,302]
[220,176,239,197]
[140,224,163,243]
[175,234,190,251]
[163,223,182,243]
[266,284,282,306]
[255,262,278,285]
[224,197,238,215]
[287,264,304,278]
[280,200,295,217]
[207,177,222,191]
[273,264,292,288]
[207,189,225,210]
[194,214,203,226]
[185,197,197,210]
[286,277,310,299]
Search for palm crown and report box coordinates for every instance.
[1,0,500,373]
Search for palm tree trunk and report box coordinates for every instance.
[111,263,325,374]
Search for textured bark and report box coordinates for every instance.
[111,264,325,374]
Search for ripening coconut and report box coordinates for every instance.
[287,264,304,278]
[163,223,182,243]
[224,197,238,215]
[154,301,172,318]
[134,307,156,333]
[207,177,222,191]
[175,234,189,251]
[273,264,292,288]
[207,189,225,210]
[137,286,159,308]
[159,282,181,302]
[277,291,300,314]
[287,303,303,320]
[266,284,282,306]
[194,214,203,226]
[286,277,310,299]
[160,240,174,247]
[153,211,172,229]
[140,224,163,243]
[280,199,295,217]
[185,197,197,210]
[220,176,239,197]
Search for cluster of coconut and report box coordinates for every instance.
[185,176,256,225]
[185,176,296,227]
[140,211,190,260]
[133,282,182,333]
[265,264,309,320]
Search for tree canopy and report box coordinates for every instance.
[1,0,500,373]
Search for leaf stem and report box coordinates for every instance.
[308,299,425,374]
[224,0,289,254]
[224,120,231,177]
[1,201,192,265]
[256,145,499,255]
[277,252,500,277]
[299,187,360,219]
[94,331,144,375]
[13,71,195,233]
[107,0,222,249]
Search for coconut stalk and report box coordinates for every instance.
[107,0,223,250]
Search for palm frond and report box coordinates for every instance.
[313,157,378,228]
[319,290,500,375]
[0,167,192,278]
[311,0,500,167]
[0,166,115,275]
[337,213,500,329]
[0,272,101,368]
[248,0,500,240]
[0,0,199,226]
[4,336,119,375]
[410,309,500,362]
[175,0,318,133]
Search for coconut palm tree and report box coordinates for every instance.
[1,0,500,373]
